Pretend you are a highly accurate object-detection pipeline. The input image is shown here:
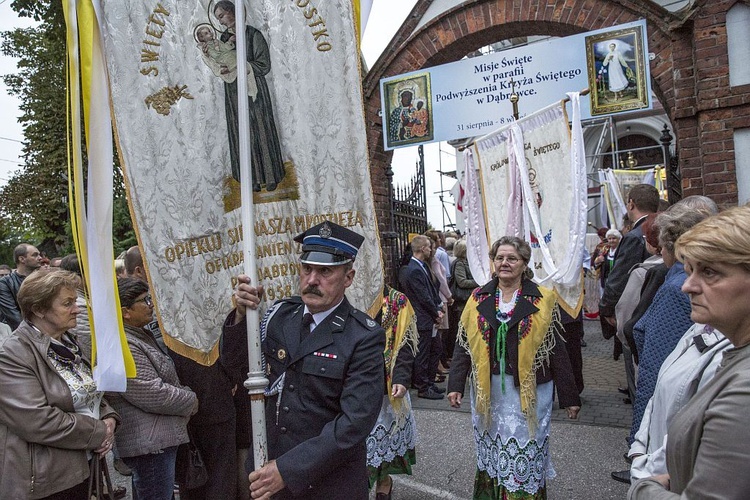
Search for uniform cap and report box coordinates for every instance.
[294,221,365,266]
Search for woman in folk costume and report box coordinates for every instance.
[448,236,581,499]
[367,286,419,500]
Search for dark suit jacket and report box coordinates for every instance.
[227,296,384,499]
[398,258,441,331]
[447,278,581,410]
[168,324,247,426]
[599,217,651,318]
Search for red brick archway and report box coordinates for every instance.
[363,0,750,252]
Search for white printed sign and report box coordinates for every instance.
[381,20,651,150]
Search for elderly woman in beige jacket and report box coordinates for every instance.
[0,270,119,499]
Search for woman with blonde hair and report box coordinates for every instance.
[629,204,750,498]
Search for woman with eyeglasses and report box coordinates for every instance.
[106,278,198,500]
[447,236,581,499]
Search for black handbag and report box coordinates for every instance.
[87,456,115,499]
[175,436,209,490]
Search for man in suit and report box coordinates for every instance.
[0,243,43,330]
[599,184,660,327]
[599,183,659,485]
[226,221,385,499]
[398,234,445,400]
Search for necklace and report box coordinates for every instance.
[494,288,520,394]
[495,288,519,323]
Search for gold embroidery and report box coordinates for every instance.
[144,85,194,116]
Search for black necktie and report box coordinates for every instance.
[301,312,314,340]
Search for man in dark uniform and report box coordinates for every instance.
[225,221,385,499]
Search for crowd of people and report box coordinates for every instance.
[1,191,749,499]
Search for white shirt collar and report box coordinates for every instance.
[411,256,428,269]
[303,299,344,332]
[633,214,648,226]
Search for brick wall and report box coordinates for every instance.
[364,0,750,276]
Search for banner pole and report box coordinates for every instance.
[460,87,590,150]
[234,0,268,470]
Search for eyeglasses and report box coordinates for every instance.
[132,294,153,307]
[494,255,521,264]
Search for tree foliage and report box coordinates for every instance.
[1,3,67,255]
[0,0,135,261]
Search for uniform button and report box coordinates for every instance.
[320,367,326,373]
[288,384,295,391]
[280,427,287,434]
[283,406,289,412]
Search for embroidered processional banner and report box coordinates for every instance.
[472,99,587,314]
[98,0,383,362]
[598,167,665,230]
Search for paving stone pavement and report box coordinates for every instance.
[111,317,634,499]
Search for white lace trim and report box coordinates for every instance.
[475,431,555,493]
[366,396,417,467]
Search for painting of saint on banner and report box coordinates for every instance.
[586,25,649,116]
[383,73,433,149]
[191,1,300,210]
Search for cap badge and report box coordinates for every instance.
[319,222,332,239]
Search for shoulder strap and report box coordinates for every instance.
[449,259,458,284]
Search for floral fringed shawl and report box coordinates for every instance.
[458,281,560,434]
[382,286,419,420]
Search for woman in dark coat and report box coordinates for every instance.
[448,237,581,499]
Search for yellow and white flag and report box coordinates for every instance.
[63,0,135,391]
[353,0,373,40]
[93,0,383,363]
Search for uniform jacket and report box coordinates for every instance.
[399,258,442,331]
[0,271,25,330]
[226,296,385,499]
[106,325,196,458]
[0,321,119,499]
[447,278,581,410]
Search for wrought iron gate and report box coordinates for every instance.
[385,145,428,287]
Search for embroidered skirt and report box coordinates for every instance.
[366,394,418,485]
[471,374,555,499]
